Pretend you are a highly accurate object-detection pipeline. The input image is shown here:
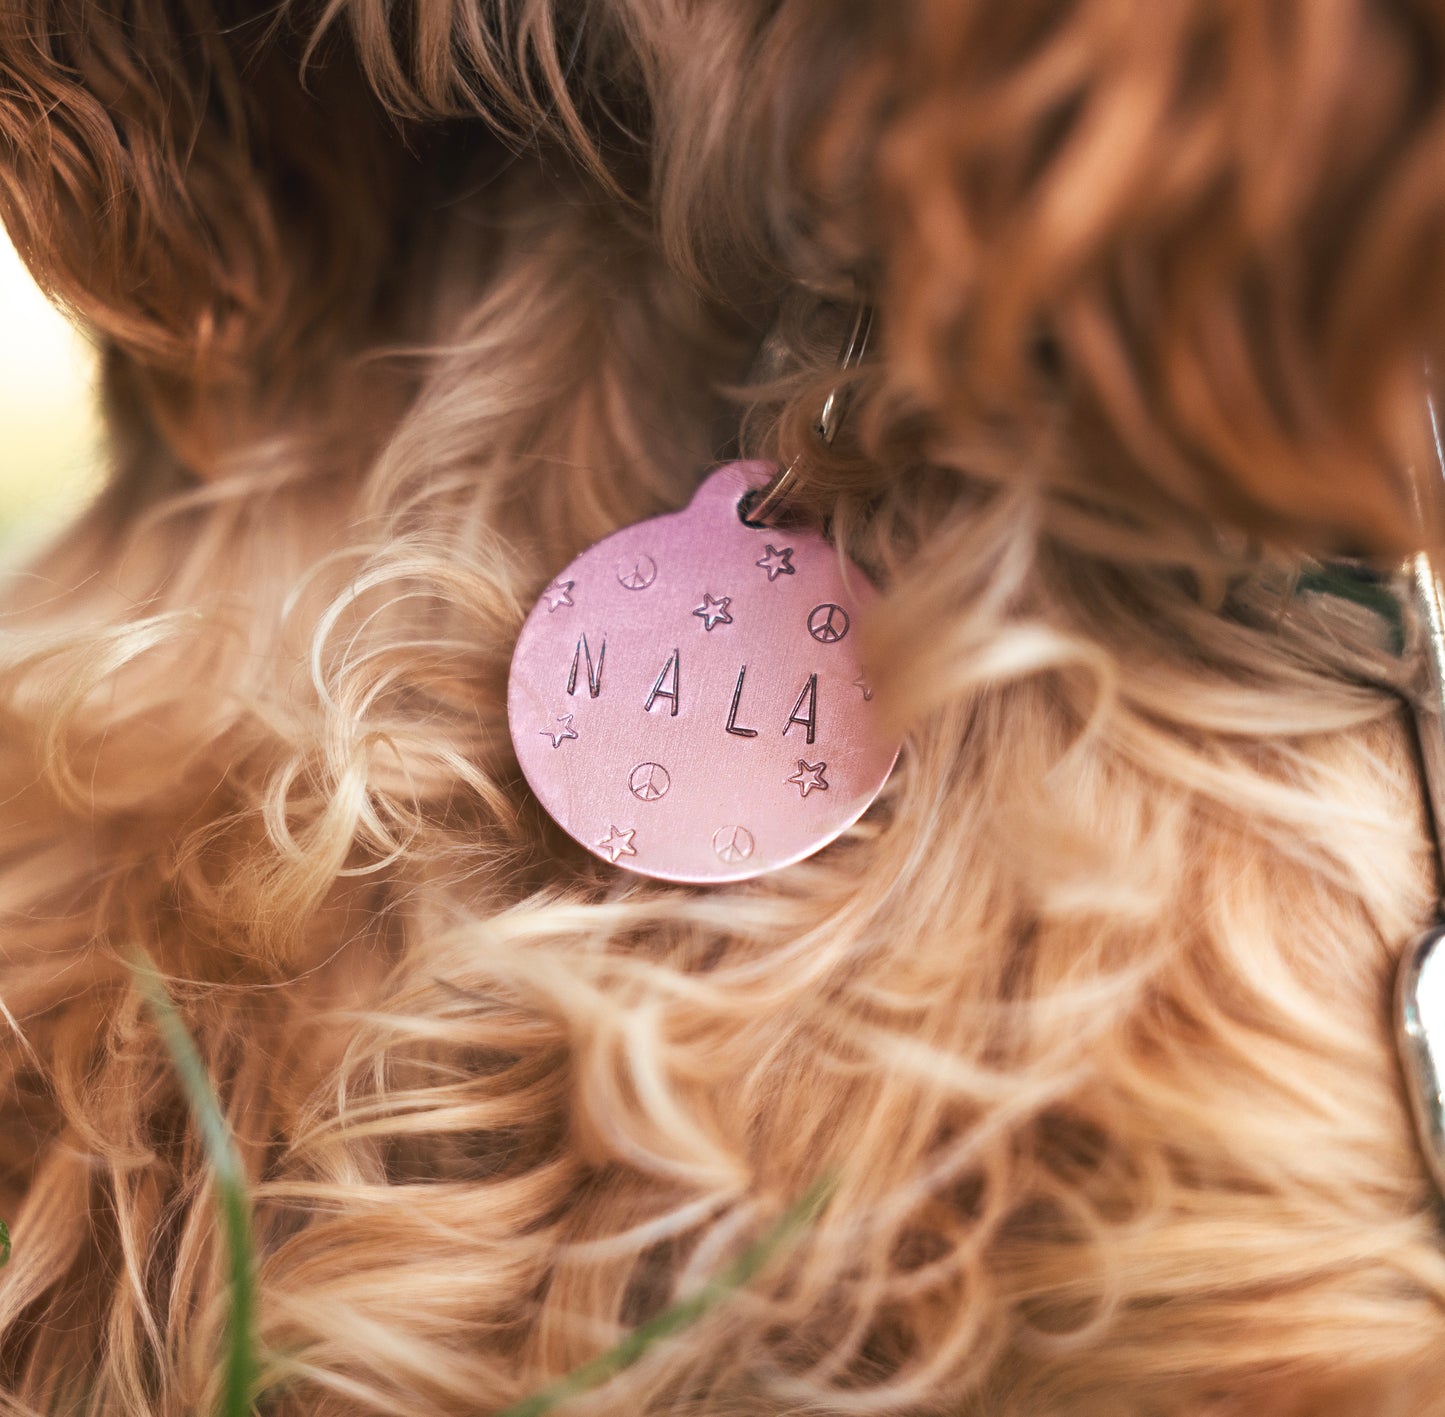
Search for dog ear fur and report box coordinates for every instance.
[833,0,1445,551]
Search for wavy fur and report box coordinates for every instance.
[0,2,1444,1413]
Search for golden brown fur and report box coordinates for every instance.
[1,1,1445,1412]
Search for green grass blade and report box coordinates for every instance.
[132,960,257,1417]
[496,1175,835,1417]
[132,954,827,1417]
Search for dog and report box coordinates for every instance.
[2,1,1445,1412]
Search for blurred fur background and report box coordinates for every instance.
[1,2,1445,1412]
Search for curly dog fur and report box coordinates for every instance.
[2,2,1445,1412]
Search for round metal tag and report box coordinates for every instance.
[507,461,899,882]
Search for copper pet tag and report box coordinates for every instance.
[508,461,900,882]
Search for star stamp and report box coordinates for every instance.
[541,579,575,612]
[540,713,578,748]
[756,544,795,581]
[596,825,637,862]
[692,592,733,631]
[786,760,829,797]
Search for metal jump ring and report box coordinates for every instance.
[741,303,875,528]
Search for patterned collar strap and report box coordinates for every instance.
[1295,562,1406,655]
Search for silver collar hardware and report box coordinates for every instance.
[740,304,874,529]
[1396,392,1445,1199]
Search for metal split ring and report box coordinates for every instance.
[741,303,874,528]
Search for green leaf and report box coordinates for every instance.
[132,959,257,1417]
[0,1217,10,1266]
[496,1175,835,1417]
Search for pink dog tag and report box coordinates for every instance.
[508,462,899,882]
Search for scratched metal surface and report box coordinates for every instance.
[508,461,900,883]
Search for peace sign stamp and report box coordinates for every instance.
[616,554,658,591]
[807,603,850,643]
[628,761,671,801]
[712,825,755,863]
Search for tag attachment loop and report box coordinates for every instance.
[741,304,874,528]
